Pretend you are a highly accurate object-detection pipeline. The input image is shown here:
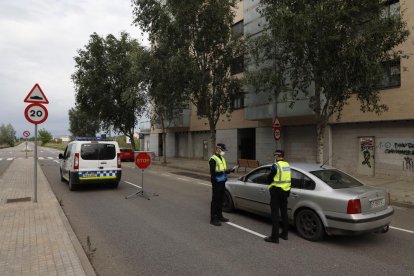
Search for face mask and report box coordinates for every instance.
[220,151,225,156]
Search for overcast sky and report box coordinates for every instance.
[0,0,149,138]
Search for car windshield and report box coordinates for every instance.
[310,169,363,189]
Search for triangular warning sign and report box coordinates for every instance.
[24,83,49,104]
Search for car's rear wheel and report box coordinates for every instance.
[68,175,77,191]
[223,190,235,212]
[109,182,119,189]
[295,209,325,241]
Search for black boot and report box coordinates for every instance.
[264,236,279,243]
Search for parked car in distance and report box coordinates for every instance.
[120,148,134,162]
[224,163,394,241]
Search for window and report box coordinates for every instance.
[231,55,244,75]
[81,143,116,160]
[231,20,243,39]
[310,169,363,189]
[383,0,400,18]
[380,59,401,88]
[291,170,315,190]
[246,167,271,184]
[232,94,245,109]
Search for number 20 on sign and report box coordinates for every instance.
[24,103,48,124]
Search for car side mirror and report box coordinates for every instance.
[58,153,64,159]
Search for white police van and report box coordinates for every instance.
[58,138,122,190]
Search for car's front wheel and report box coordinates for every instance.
[223,190,235,212]
[295,209,325,241]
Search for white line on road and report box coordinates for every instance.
[124,181,142,189]
[0,158,2,161]
[38,157,44,160]
[226,222,267,238]
[177,177,190,182]
[6,158,13,161]
[47,157,54,160]
[390,226,414,234]
[54,160,60,164]
[197,181,210,187]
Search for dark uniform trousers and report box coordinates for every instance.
[211,181,226,220]
[270,186,289,238]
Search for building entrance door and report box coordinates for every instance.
[238,128,256,160]
[357,137,375,176]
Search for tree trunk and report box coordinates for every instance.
[129,132,136,150]
[208,118,216,155]
[160,118,167,164]
[316,122,325,164]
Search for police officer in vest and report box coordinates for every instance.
[265,150,291,243]
[209,143,235,226]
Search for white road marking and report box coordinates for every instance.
[0,158,2,161]
[38,157,44,160]
[390,226,414,234]
[197,181,210,187]
[177,177,190,182]
[124,181,142,189]
[47,157,54,159]
[54,160,60,164]
[6,158,13,161]
[226,222,267,239]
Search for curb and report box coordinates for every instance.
[39,165,97,276]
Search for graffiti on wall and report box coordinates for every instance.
[360,137,374,168]
[376,138,414,172]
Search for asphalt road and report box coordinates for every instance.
[2,143,414,275]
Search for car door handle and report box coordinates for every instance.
[100,162,107,164]
[290,193,299,198]
[259,188,266,193]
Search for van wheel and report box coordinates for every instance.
[60,169,65,182]
[295,209,325,241]
[69,176,77,191]
[110,182,119,189]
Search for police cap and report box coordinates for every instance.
[217,143,227,151]
[274,150,284,157]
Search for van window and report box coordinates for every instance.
[81,144,116,160]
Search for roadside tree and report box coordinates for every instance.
[247,0,409,163]
[38,129,53,146]
[72,32,148,150]
[132,0,245,149]
[68,106,100,137]
[0,124,16,147]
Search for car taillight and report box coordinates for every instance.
[388,192,391,206]
[74,153,79,170]
[347,199,361,214]
[117,153,121,168]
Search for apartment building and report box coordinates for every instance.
[140,0,413,179]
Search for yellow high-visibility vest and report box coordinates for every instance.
[269,161,291,191]
[210,155,227,182]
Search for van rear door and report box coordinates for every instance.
[79,142,118,180]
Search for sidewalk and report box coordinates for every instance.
[0,158,95,276]
[151,157,414,208]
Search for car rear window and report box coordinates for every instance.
[81,143,116,160]
[310,169,363,189]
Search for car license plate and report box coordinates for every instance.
[370,198,385,209]
[83,172,96,177]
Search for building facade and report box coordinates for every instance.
[140,0,414,179]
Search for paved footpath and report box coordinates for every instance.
[0,158,95,276]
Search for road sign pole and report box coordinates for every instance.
[25,140,28,159]
[34,124,38,203]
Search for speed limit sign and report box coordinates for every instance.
[24,103,48,124]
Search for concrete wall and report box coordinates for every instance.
[331,121,414,178]
[192,132,211,160]
[165,133,176,157]
[284,125,317,163]
[177,133,188,158]
[256,127,276,165]
[216,129,238,164]
[149,133,159,155]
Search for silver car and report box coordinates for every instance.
[224,163,394,241]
